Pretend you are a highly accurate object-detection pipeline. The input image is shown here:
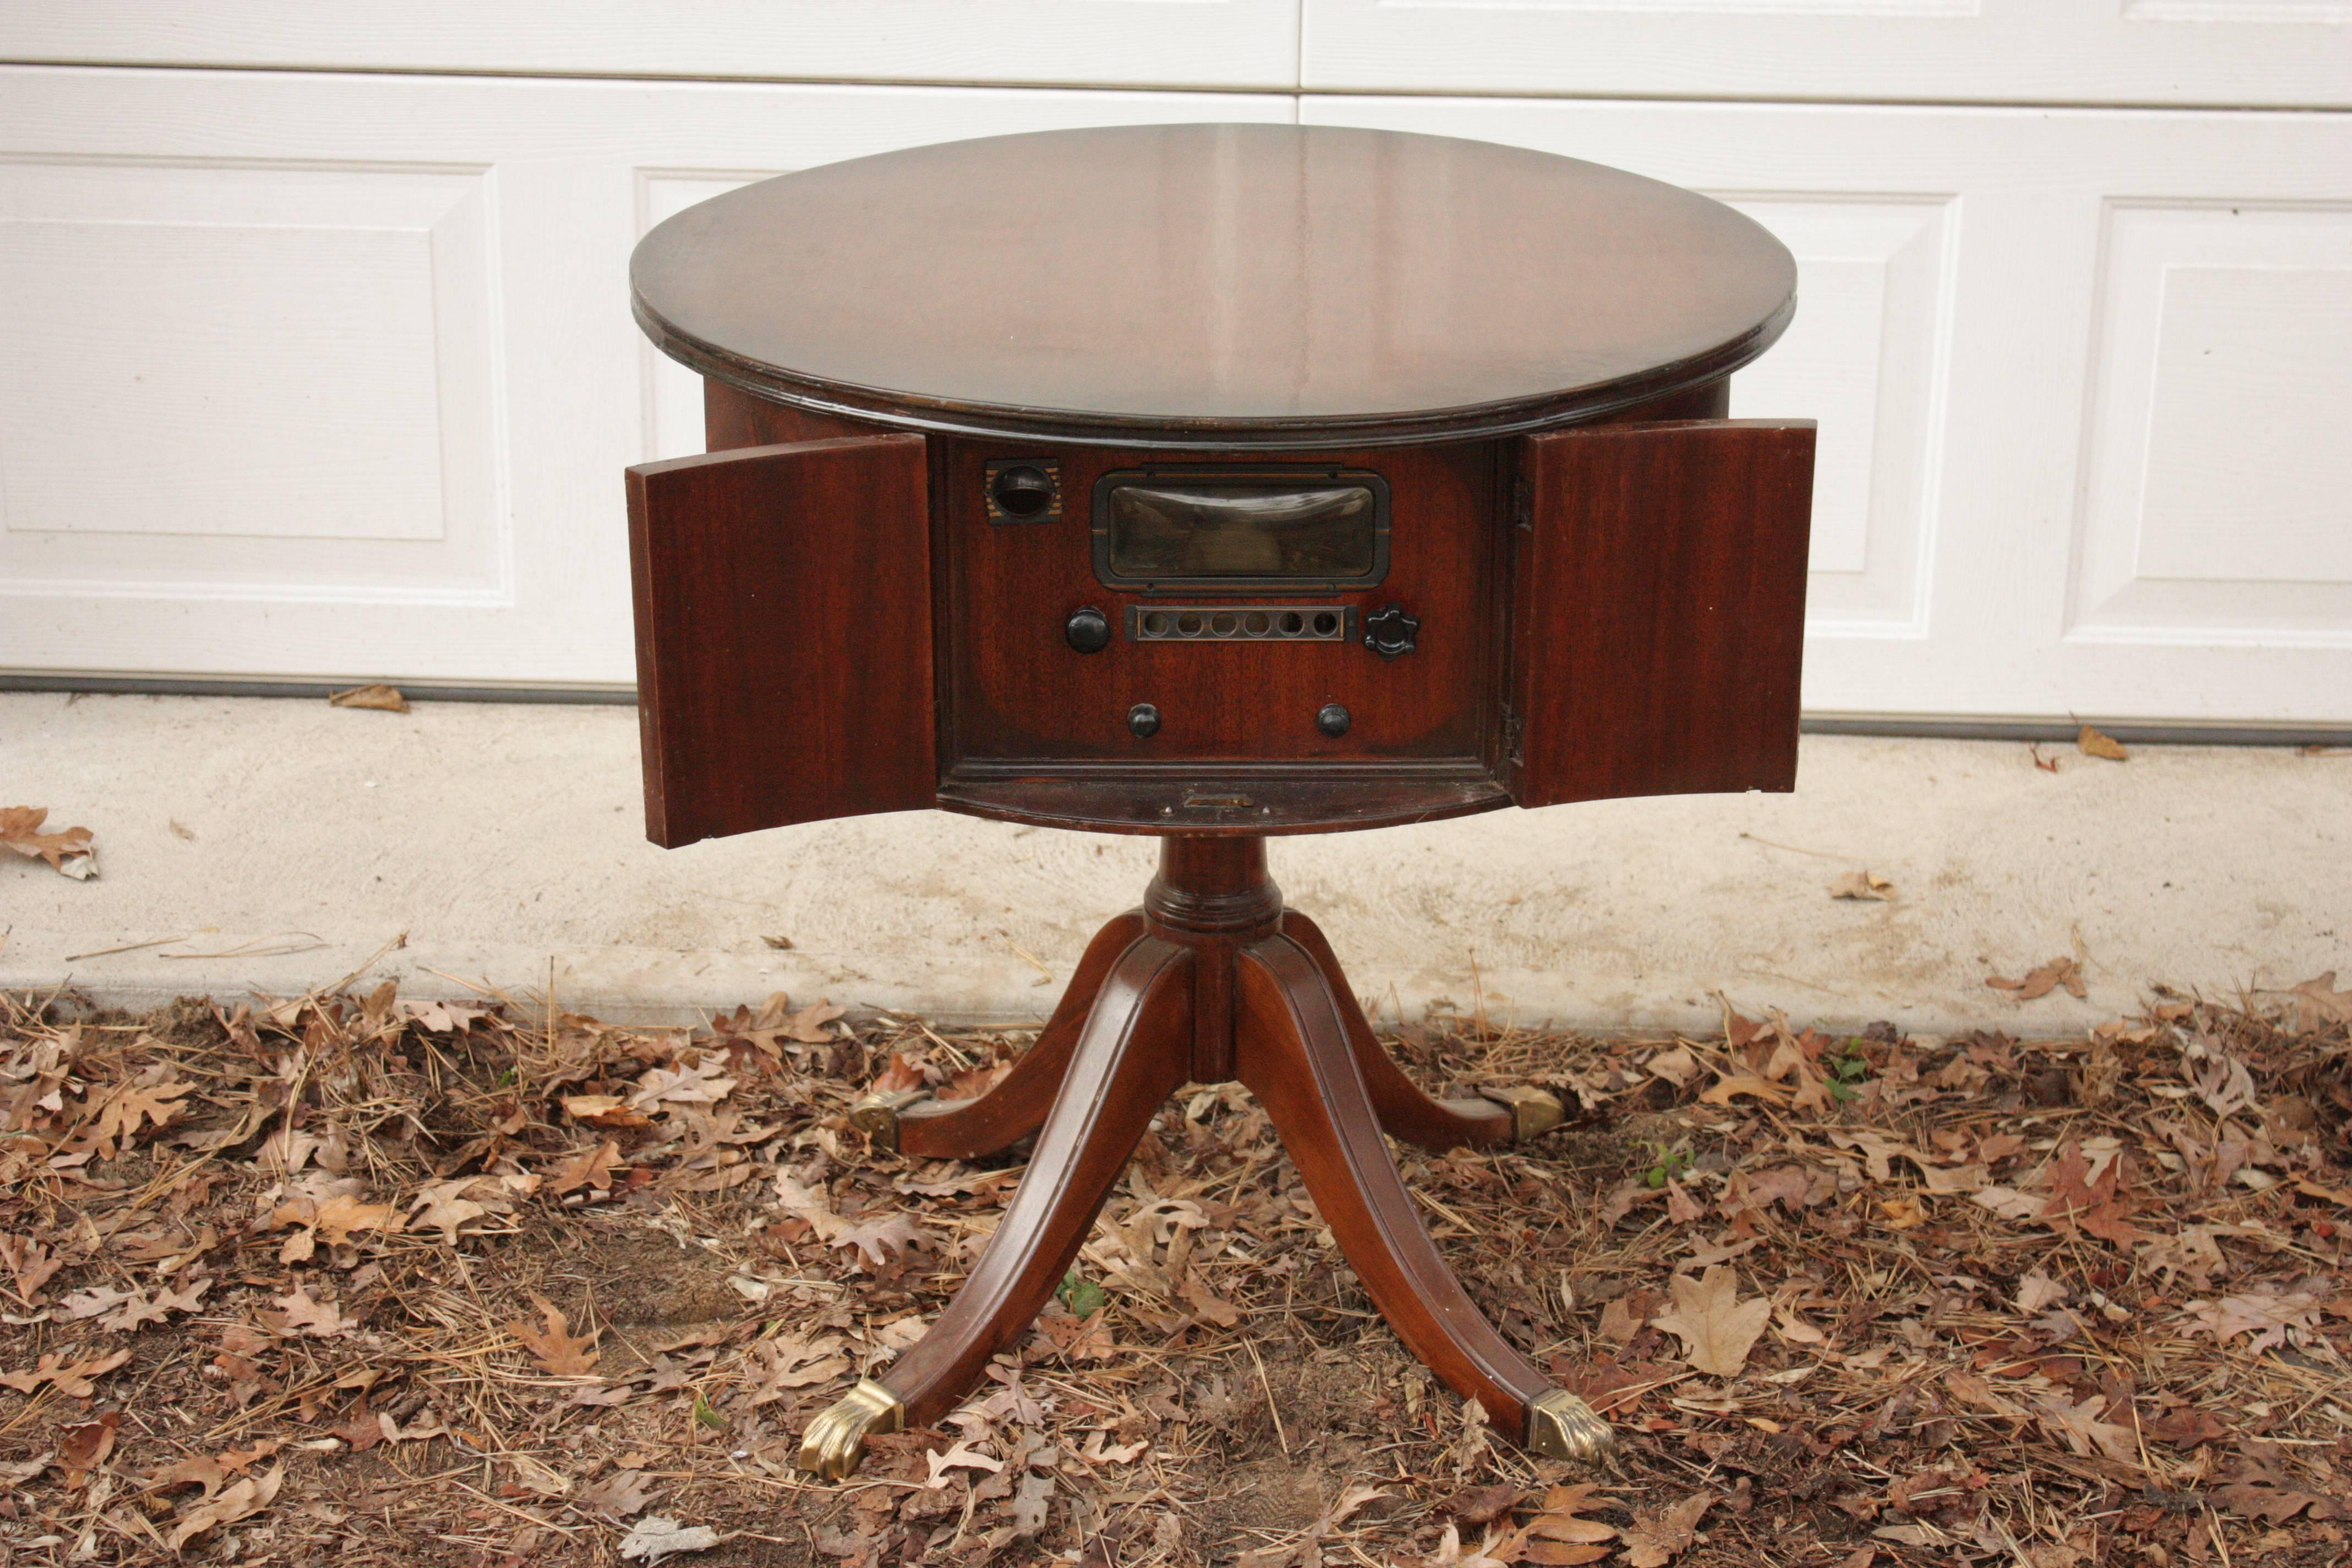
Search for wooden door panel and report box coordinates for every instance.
[1508,420,1815,809]
[627,434,934,846]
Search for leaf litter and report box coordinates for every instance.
[0,974,2345,1566]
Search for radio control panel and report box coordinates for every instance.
[943,438,1495,766]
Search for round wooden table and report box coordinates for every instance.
[625,122,1816,1479]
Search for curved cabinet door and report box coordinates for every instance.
[1507,420,1816,810]
[626,433,934,846]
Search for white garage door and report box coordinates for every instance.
[2,2,2348,727]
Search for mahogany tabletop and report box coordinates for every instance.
[631,123,1795,450]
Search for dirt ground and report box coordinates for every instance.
[2,971,2347,1566]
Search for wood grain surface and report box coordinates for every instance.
[626,433,936,846]
[1508,418,1817,808]
[635,124,1794,449]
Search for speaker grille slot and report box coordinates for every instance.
[1128,606,1354,643]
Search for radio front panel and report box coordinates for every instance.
[937,437,1502,769]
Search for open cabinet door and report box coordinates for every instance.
[627,434,934,847]
[1507,420,1816,809]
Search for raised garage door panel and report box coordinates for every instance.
[1509,420,1816,808]
[1300,0,2352,109]
[628,435,935,846]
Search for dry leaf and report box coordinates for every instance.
[1827,869,1896,901]
[2285,971,2352,1035]
[1525,1483,1620,1546]
[328,683,409,712]
[619,1515,723,1563]
[1649,1267,1771,1378]
[2077,725,2128,761]
[831,1213,931,1272]
[57,1412,119,1485]
[511,1295,600,1375]
[0,1348,131,1397]
[1,1234,63,1305]
[584,1469,655,1518]
[2186,1288,2323,1353]
[1699,1074,1790,1108]
[548,1137,623,1196]
[167,1463,285,1550]
[269,1283,353,1338]
[1986,957,2086,1001]
[1,804,96,876]
[1619,1491,1714,1568]
[312,1192,395,1245]
[780,1000,848,1043]
[407,1179,492,1244]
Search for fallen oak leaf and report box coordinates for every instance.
[406,1178,492,1244]
[327,683,409,712]
[166,1462,284,1551]
[510,1295,600,1375]
[2285,971,2352,1035]
[267,1282,353,1338]
[1827,869,1896,902]
[312,1192,396,1245]
[548,1137,623,1197]
[618,1515,725,1564]
[0,1348,132,1397]
[831,1213,932,1273]
[104,1279,210,1333]
[779,1000,847,1044]
[1649,1266,1771,1378]
[582,1468,656,1518]
[61,1286,137,1321]
[2077,724,2128,761]
[1986,957,2086,1001]
[560,1094,652,1130]
[1,804,96,876]
[1523,1482,1621,1548]
[57,1412,120,1485]
[924,1438,1007,1487]
[1619,1491,1714,1568]
[1,1234,63,1305]
[1698,1074,1790,1108]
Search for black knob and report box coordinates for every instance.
[1065,606,1111,654]
[1316,703,1352,738]
[1362,603,1420,660]
[989,464,1055,519]
[1128,703,1161,739]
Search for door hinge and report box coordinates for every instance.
[1501,704,1526,769]
[1512,473,1534,531]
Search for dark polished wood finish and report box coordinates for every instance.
[1510,419,1818,808]
[627,434,935,846]
[635,124,1794,450]
[862,839,1574,1453]
[628,123,1813,1474]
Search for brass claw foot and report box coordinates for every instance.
[847,1088,932,1153]
[1478,1085,1565,1141]
[1527,1389,1614,1461]
[797,1378,905,1479]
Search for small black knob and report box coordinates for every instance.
[1362,603,1420,660]
[1316,703,1352,738]
[1065,606,1111,654]
[1128,703,1161,739]
[989,464,1055,520]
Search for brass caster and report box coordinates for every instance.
[1527,1389,1614,1462]
[1479,1085,1565,1142]
[847,1088,932,1152]
[797,1378,905,1480]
